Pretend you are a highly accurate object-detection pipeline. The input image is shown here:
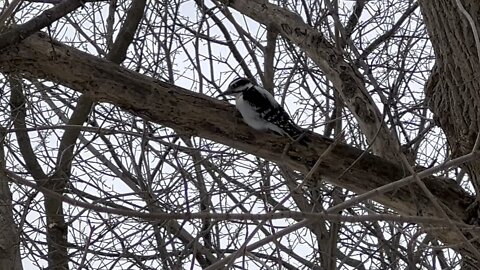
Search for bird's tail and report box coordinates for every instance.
[284,121,310,144]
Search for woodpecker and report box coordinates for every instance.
[220,77,304,139]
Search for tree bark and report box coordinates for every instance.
[419,0,480,267]
[0,129,22,270]
[217,0,400,161]
[420,0,480,205]
[0,32,477,257]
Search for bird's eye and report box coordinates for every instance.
[230,78,250,90]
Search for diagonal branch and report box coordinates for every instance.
[0,32,476,252]
[0,0,84,50]
[218,0,399,161]
[357,2,419,61]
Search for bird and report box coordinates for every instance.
[220,77,305,140]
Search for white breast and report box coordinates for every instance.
[235,94,284,134]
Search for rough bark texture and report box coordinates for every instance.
[419,0,480,267]
[219,0,400,161]
[420,1,480,202]
[0,32,476,255]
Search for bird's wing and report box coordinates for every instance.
[242,86,302,137]
[241,85,279,110]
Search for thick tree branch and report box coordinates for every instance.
[0,34,478,265]
[344,0,366,39]
[0,128,22,270]
[218,0,399,161]
[0,33,475,241]
[53,0,147,181]
[0,32,474,210]
[9,77,68,270]
[419,1,480,265]
[9,77,48,181]
[262,27,277,94]
[106,0,146,63]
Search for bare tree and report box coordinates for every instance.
[0,0,479,269]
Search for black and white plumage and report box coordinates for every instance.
[221,77,304,139]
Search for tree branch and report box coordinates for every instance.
[217,0,399,161]
[0,0,83,51]
[0,127,22,270]
[9,76,68,270]
[0,32,476,253]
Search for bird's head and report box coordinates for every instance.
[220,77,253,97]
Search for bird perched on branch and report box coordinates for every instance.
[220,77,306,141]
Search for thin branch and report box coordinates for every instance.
[5,171,480,228]
[0,0,84,50]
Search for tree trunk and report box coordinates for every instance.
[420,0,480,210]
[0,31,477,260]
[420,0,480,267]
[2,0,480,267]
